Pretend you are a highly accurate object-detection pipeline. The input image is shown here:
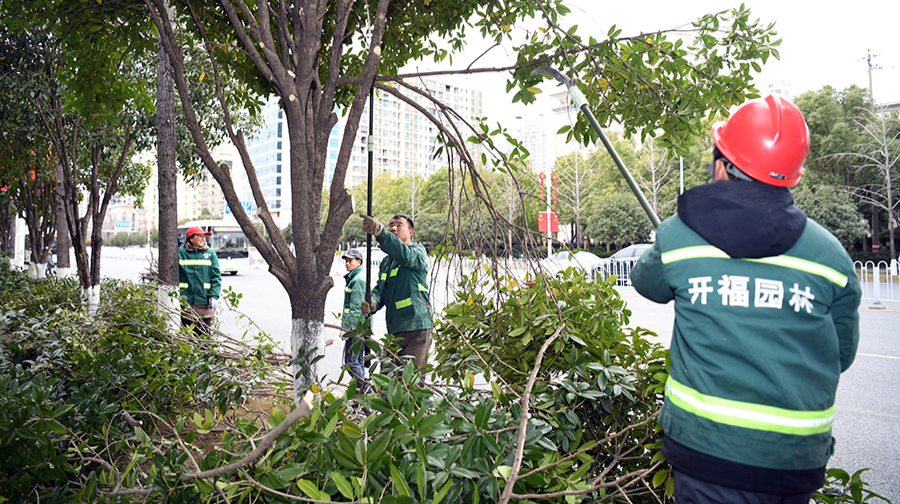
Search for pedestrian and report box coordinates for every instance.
[341,248,369,392]
[631,95,861,503]
[179,226,222,336]
[359,213,433,367]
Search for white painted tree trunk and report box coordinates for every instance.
[55,267,74,277]
[157,284,181,332]
[291,318,325,403]
[82,284,101,317]
[28,262,47,279]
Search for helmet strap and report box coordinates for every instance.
[713,146,753,182]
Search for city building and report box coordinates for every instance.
[244,99,289,223]
[177,143,235,221]
[337,76,484,188]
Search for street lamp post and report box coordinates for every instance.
[546,170,552,257]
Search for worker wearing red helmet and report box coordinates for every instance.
[632,95,861,503]
[179,226,222,335]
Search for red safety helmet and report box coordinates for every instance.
[185,226,212,238]
[712,94,810,187]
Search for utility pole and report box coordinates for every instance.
[866,49,885,117]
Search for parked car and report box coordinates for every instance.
[539,250,605,279]
[593,243,653,285]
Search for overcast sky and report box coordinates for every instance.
[426,1,900,125]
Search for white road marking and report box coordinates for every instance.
[856,353,900,361]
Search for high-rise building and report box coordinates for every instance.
[514,113,554,174]
[177,143,235,221]
[240,78,484,226]
[341,76,484,187]
[245,99,288,223]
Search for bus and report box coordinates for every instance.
[178,219,249,275]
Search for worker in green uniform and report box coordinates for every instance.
[359,213,432,367]
[178,226,222,335]
[631,95,861,503]
[341,248,368,391]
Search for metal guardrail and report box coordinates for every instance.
[594,258,640,286]
[855,260,899,302]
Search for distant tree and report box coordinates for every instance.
[794,85,873,186]
[554,149,598,249]
[411,213,447,248]
[0,27,57,276]
[585,192,654,250]
[633,137,675,218]
[2,3,156,313]
[793,184,867,250]
[831,108,900,260]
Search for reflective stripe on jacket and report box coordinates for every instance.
[632,215,860,471]
[178,246,222,305]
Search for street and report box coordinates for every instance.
[98,252,898,502]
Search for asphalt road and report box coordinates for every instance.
[98,253,898,502]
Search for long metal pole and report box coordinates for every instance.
[366,86,374,304]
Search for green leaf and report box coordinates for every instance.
[367,429,392,463]
[296,479,329,501]
[508,326,527,337]
[652,469,668,488]
[432,479,454,504]
[331,472,354,499]
[276,464,304,482]
[389,463,411,496]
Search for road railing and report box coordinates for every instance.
[855,260,899,303]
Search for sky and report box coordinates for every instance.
[423,1,900,126]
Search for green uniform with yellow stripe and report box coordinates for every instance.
[372,229,432,334]
[632,181,861,480]
[178,246,222,305]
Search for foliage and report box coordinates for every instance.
[0,3,157,291]
[793,184,868,250]
[794,86,873,186]
[434,268,669,492]
[585,192,655,249]
[105,232,151,248]
[0,264,887,502]
[0,268,276,501]
[813,468,889,503]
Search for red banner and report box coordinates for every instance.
[538,212,559,232]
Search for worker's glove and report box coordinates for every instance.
[209,298,218,310]
[360,300,377,317]
[360,214,384,236]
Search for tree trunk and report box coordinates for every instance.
[86,217,104,317]
[155,9,181,327]
[156,5,178,288]
[54,162,72,275]
[872,209,880,254]
[288,280,331,397]
[291,317,325,400]
[0,202,12,255]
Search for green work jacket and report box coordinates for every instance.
[178,246,222,305]
[371,229,433,334]
[342,266,366,331]
[632,216,861,471]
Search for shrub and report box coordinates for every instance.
[0,270,275,502]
